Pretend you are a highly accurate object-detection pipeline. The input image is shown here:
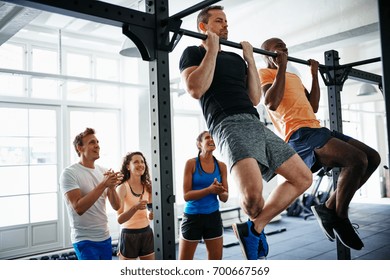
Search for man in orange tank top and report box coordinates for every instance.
[259,38,380,251]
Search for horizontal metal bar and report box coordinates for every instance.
[167,0,221,22]
[338,57,381,69]
[3,0,155,29]
[347,68,382,84]
[179,28,327,68]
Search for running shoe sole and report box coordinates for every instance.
[232,223,250,260]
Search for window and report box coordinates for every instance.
[0,43,25,97]
[0,106,58,227]
[172,114,204,205]
[68,109,122,237]
[0,20,135,259]
[69,109,121,169]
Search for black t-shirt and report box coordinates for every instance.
[179,45,259,129]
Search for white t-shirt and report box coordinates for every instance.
[59,163,110,243]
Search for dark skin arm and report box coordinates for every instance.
[262,51,320,113]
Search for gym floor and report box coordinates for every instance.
[179,199,390,260]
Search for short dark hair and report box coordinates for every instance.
[197,5,224,32]
[73,127,95,157]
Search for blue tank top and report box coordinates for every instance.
[184,157,221,214]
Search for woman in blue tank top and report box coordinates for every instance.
[178,131,229,260]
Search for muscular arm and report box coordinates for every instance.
[181,31,220,100]
[306,59,320,113]
[242,41,262,106]
[65,171,121,216]
[65,182,107,216]
[262,51,287,111]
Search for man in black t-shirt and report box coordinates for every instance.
[179,5,312,260]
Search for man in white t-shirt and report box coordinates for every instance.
[60,127,122,260]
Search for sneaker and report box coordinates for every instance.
[311,204,336,241]
[333,218,364,250]
[232,221,260,260]
[258,230,269,259]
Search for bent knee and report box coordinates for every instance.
[291,165,312,190]
[299,169,313,191]
[368,150,381,170]
[241,193,264,219]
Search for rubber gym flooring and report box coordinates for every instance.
[179,199,390,260]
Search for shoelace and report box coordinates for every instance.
[351,223,360,234]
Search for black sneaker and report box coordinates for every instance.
[311,204,336,241]
[333,218,364,250]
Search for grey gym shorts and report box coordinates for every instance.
[210,113,296,182]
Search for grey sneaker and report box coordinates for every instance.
[311,204,336,241]
[333,218,364,250]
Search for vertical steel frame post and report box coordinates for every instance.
[147,0,176,259]
[378,0,390,165]
[324,50,351,260]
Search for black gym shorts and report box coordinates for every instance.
[180,210,223,241]
[119,225,154,259]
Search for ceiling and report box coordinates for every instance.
[0,0,384,104]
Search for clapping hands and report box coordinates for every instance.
[209,178,227,194]
[103,169,123,189]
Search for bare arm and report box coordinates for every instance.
[182,159,212,201]
[107,186,121,211]
[262,51,288,111]
[181,31,220,99]
[65,171,121,216]
[116,184,148,225]
[242,41,262,106]
[217,161,229,203]
[182,159,227,201]
[306,59,320,113]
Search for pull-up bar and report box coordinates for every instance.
[172,27,382,87]
[178,28,321,67]
[165,0,381,83]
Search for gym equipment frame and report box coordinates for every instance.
[4,0,389,260]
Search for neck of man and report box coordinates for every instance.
[79,157,95,169]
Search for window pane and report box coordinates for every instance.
[96,57,118,81]
[0,166,28,196]
[31,78,60,99]
[0,196,29,227]
[0,74,25,97]
[0,137,29,165]
[32,48,58,74]
[69,110,120,168]
[173,116,201,205]
[29,109,56,137]
[96,85,120,104]
[0,108,28,136]
[66,81,92,102]
[30,165,57,194]
[30,138,57,164]
[30,193,58,223]
[66,53,90,78]
[0,43,24,70]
